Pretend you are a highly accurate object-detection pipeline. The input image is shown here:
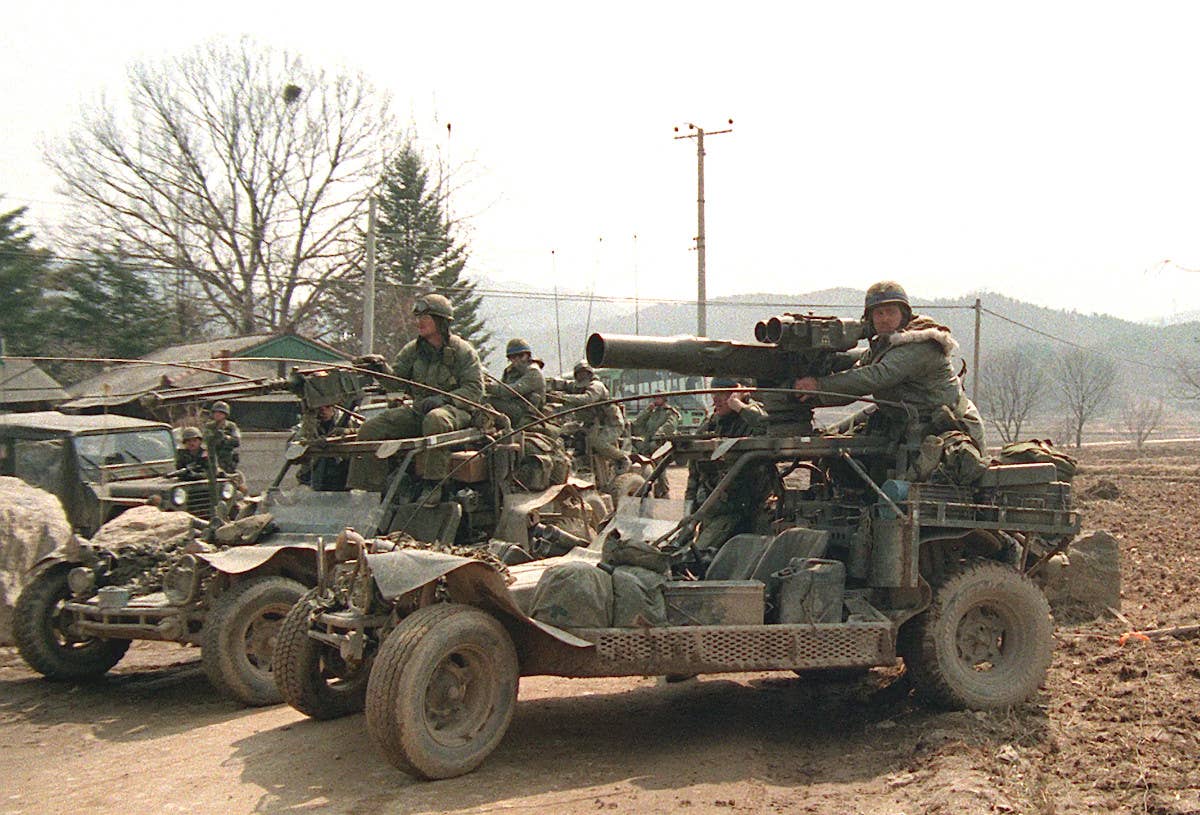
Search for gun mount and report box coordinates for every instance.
[585,313,866,433]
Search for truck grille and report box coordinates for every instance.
[184,484,214,519]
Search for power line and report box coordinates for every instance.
[981,306,1158,372]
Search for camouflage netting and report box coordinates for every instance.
[91,506,202,595]
[0,477,73,645]
[380,531,512,583]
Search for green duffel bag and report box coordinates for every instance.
[997,439,1077,483]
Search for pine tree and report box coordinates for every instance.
[324,140,491,361]
[0,203,52,356]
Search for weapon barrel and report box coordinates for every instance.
[586,333,793,382]
[139,378,289,410]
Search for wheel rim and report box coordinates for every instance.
[49,594,95,652]
[318,646,367,693]
[955,601,1017,673]
[422,644,496,748]
[242,602,292,672]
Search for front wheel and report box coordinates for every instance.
[366,603,519,780]
[13,566,130,680]
[899,560,1052,710]
[201,575,306,706]
[273,588,373,720]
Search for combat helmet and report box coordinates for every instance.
[573,360,594,380]
[412,293,454,321]
[180,426,203,441]
[210,400,230,415]
[505,338,532,357]
[863,280,911,321]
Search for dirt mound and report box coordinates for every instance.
[1082,479,1122,501]
[0,477,72,645]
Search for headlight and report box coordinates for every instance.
[67,566,97,596]
[220,482,235,500]
[171,486,188,506]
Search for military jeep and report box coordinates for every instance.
[0,411,236,536]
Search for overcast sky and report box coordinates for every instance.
[4,1,1200,324]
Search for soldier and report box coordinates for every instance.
[486,338,546,430]
[347,294,484,503]
[203,401,241,474]
[794,281,985,448]
[174,426,210,480]
[294,403,355,490]
[684,377,773,569]
[548,361,630,487]
[630,393,680,456]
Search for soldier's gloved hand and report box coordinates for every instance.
[353,354,388,373]
[418,396,447,414]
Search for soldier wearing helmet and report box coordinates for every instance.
[174,426,210,479]
[793,281,984,448]
[348,293,484,501]
[203,400,241,476]
[548,360,630,486]
[485,337,546,429]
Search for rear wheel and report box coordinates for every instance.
[202,575,305,706]
[366,603,519,779]
[273,588,373,719]
[899,560,1052,709]
[14,566,130,680]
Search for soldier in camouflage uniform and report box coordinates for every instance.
[485,338,546,430]
[630,394,680,455]
[684,378,774,567]
[794,281,985,448]
[347,294,484,501]
[549,361,630,487]
[293,403,356,490]
[203,401,241,473]
[174,426,211,480]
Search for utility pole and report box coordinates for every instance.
[552,250,564,375]
[972,297,982,405]
[633,233,640,336]
[675,119,732,337]
[362,195,377,355]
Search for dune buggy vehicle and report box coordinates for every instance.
[0,411,236,536]
[275,318,1082,780]
[15,368,604,706]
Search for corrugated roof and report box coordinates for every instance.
[62,333,349,409]
[0,410,167,435]
[0,359,70,405]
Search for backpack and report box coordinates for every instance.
[997,439,1077,483]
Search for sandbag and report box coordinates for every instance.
[998,439,1077,483]
[611,565,668,627]
[529,560,612,628]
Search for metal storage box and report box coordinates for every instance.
[663,580,764,626]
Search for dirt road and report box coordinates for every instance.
[2,448,1199,815]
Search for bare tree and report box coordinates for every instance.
[978,345,1049,444]
[46,38,393,335]
[1056,348,1116,448]
[1120,397,1164,451]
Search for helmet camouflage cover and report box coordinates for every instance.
[210,400,230,415]
[181,426,203,441]
[413,293,454,321]
[506,338,532,357]
[573,360,594,379]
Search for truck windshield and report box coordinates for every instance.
[74,430,176,482]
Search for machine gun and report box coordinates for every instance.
[138,366,367,415]
[585,314,866,433]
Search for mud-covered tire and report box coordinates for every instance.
[274,588,372,720]
[366,603,519,779]
[13,566,130,680]
[202,575,305,706]
[899,560,1052,710]
[610,473,647,508]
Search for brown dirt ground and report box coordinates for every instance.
[2,449,1199,815]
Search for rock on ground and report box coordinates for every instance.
[90,505,199,552]
[1040,529,1121,617]
[0,476,73,645]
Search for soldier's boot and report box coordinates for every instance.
[909,434,945,482]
